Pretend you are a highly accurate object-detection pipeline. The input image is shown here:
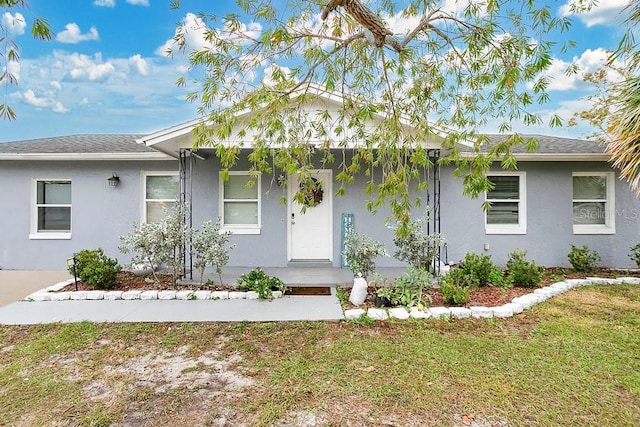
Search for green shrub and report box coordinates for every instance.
[237,268,286,300]
[440,280,470,305]
[70,248,121,290]
[461,253,496,286]
[629,243,640,268]
[488,266,510,288]
[343,231,388,279]
[376,268,432,308]
[506,250,543,288]
[568,244,601,272]
[443,265,480,288]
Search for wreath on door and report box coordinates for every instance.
[299,177,324,207]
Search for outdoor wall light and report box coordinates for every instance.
[66,257,78,291]
[107,174,120,187]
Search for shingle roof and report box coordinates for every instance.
[0,132,605,156]
[484,134,606,154]
[0,134,153,154]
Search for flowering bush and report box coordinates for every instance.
[237,268,286,300]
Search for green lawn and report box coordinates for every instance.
[1,285,638,426]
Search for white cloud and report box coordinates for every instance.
[53,102,69,113]
[262,63,293,86]
[94,0,115,7]
[50,81,62,90]
[559,0,629,27]
[20,89,68,113]
[126,0,150,6]
[383,12,422,35]
[23,89,49,107]
[1,12,26,35]
[128,54,149,75]
[6,61,20,82]
[56,51,115,82]
[529,48,623,91]
[57,23,100,44]
[437,0,489,19]
[156,13,263,57]
[156,13,207,56]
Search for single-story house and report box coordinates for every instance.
[1,95,639,272]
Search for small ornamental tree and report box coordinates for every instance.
[191,219,235,285]
[389,213,444,271]
[119,221,167,283]
[343,230,387,280]
[119,202,192,285]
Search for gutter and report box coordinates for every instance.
[458,152,610,162]
[0,152,176,161]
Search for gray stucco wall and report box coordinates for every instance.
[2,154,639,270]
[440,161,640,268]
[188,153,640,269]
[0,160,177,270]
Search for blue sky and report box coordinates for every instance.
[0,0,632,143]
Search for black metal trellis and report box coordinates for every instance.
[427,149,442,274]
[179,149,195,280]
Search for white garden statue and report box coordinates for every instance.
[348,274,368,306]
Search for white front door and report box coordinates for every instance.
[288,170,332,261]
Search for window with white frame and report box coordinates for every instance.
[143,172,179,223]
[572,172,615,234]
[220,172,261,234]
[31,179,72,239]
[485,172,526,234]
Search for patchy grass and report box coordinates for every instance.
[0,285,639,426]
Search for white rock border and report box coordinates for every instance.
[344,277,640,321]
[23,278,284,302]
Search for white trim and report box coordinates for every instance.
[0,152,174,161]
[29,233,72,240]
[458,152,609,162]
[572,172,616,235]
[511,153,609,161]
[138,87,460,154]
[219,171,262,234]
[485,171,527,235]
[30,178,72,239]
[141,171,180,223]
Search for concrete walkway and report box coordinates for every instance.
[0,270,71,307]
[0,295,344,325]
[0,270,347,324]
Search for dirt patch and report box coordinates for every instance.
[38,337,255,426]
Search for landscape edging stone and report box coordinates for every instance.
[343,277,639,322]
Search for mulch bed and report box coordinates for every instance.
[60,272,228,292]
[58,268,640,309]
